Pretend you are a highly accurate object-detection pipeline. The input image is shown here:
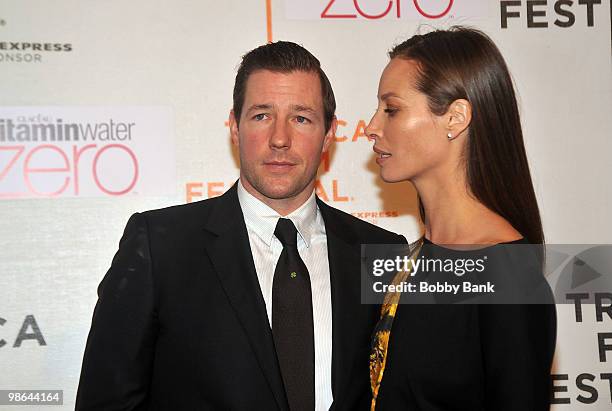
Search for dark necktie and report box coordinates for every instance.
[272,218,315,411]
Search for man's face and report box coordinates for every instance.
[229,70,336,206]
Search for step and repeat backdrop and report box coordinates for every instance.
[1,0,611,409]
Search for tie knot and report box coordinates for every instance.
[274,218,298,247]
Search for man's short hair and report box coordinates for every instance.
[232,41,336,133]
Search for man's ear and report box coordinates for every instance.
[322,116,337,153]
[446,99,472,137]
[229,110,239,146]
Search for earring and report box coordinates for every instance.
[447,133,453,140]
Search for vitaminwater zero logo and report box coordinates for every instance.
[284,0,487,20]
[0,107,176,199]
[322,0,452,19]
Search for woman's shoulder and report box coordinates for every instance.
[474,219,524,245]
[467,205,525,245]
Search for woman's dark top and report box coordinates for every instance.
[374,237,557,411]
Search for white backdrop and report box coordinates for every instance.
[1,0,611,409]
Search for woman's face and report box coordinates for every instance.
[366,58,452,183]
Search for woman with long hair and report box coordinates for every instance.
[366,27,556,410]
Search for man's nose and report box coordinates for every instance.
[269,119,291,149]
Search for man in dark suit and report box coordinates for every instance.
[76,41,405,411]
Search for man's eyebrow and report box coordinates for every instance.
[246,104,273,113]
[290,104,317,114]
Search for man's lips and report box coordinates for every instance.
[263,161,297,171]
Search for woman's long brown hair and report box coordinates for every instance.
[390,26,544,246]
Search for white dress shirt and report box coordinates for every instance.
[237,179,333,411]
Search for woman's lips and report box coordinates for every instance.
[373,147,392,165]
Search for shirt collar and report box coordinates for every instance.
[237,179,317,248]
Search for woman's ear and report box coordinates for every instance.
[446,99,472,138]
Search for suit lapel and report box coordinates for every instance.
[317,199,371,408]
[202,184,289,411]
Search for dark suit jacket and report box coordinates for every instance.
[76,183,406,410]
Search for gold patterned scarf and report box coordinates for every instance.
[369,238,423,411]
